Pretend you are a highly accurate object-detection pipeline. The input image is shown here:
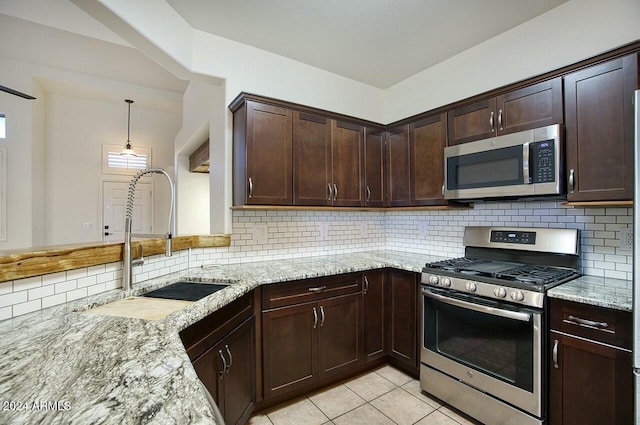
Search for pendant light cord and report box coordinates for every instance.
[126,99,134,143]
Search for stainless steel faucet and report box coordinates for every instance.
[122,168,175,295]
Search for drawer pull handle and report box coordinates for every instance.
[566,315,609,329]
[308,286,327,292]
[552,339,559,369]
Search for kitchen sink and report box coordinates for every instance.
[142,281,229,302]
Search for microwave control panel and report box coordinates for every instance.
[530,139,555,183]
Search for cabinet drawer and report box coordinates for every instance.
[180,292,254,360]
[262,273,362,309]
[549,298,631,349]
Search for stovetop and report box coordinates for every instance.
[424,257,579,287]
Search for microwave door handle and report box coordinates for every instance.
[421,288,532,322]
[523,142,531,184]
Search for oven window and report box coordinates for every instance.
[424,294,534,392]
[447,145,524,190]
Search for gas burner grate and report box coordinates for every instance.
[425,257,490,272]
[496,265,578,285]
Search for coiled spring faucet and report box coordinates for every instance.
[123,168,175,295]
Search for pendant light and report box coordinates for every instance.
[120,99,137,157]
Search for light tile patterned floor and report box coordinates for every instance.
[248,365,481,425]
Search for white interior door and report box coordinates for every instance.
[103,181,152,243]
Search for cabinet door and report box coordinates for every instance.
[293,111,332,205]
[318,292,361,379]
[410,113,447,206]
[495,77,562,135]
[221,317,256,425]
[387,270,418,372]
[244,101,293,205]
[549,331,633,425]
[363,270,386,361]
[447,98,497,145]
[192,342,224,411]
[364,127,386,207]
[262,301,318,399]
[564,54,638,202]
[332,120,364,207]
[386,125,411,206]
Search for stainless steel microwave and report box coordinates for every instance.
[444,124,563,200]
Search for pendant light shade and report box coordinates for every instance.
[120,99,138,157]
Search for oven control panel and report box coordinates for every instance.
[421,272,544,309]
[490,230,536,245]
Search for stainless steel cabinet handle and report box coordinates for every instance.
[498,109,503,130]
[569,169,575,193]
[327,183,333,201]
[363,275,369,295]
[248,177,253,199]
[312,307,318,328]
[566,315,609,329]
[225,344,233,373]
[308,285,326,292]
[522,142,531,184]
[552,339,559,369]
[319,306,325,327]
[333,184,338,201]
[489,111,495,132]
[218,349,227,378]
[441,183,445,197]
[366,186,371,203]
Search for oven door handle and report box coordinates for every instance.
[421,288,532,322]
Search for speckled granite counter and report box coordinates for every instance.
[0,250,438,425]
[547,275,632,312]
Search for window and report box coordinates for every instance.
[0,113,5,139]
[102,144,152,175]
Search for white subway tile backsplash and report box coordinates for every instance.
[0,202,633,320]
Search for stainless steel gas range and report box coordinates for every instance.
[420,226,580,425]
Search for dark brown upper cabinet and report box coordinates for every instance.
[293,111,332,205]
[409,113,448,206]
[448,77,563,145]
[293,114,365,206]
[364,127,386,207]
[386,125,411,207]
[233,101,293,205]
[564,54,638,202]
[331,120,365,207]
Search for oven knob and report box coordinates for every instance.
[429,275,439,285]
[493,287,507,298]
[441,277,451,287]
[464,281,477,292]
[510,290,525,302]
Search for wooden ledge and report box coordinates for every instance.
[0,234,230,283]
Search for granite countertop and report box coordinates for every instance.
[0,250,436,425]
[547,274,633,312]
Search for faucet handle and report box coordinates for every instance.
[132,244,145,267]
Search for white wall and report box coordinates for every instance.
[0,57,38,250]
[383,0,640,122]
[44,92,180,245]
[176,155,209,235]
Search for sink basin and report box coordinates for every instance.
[142,281,229,302]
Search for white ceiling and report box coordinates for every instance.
[165,0,569,88]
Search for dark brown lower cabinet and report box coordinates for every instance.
[387,269,418,373]
[261,281,362,400]
[193,317,256,425]
[549,299,632,425]
[363,269,387,361]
